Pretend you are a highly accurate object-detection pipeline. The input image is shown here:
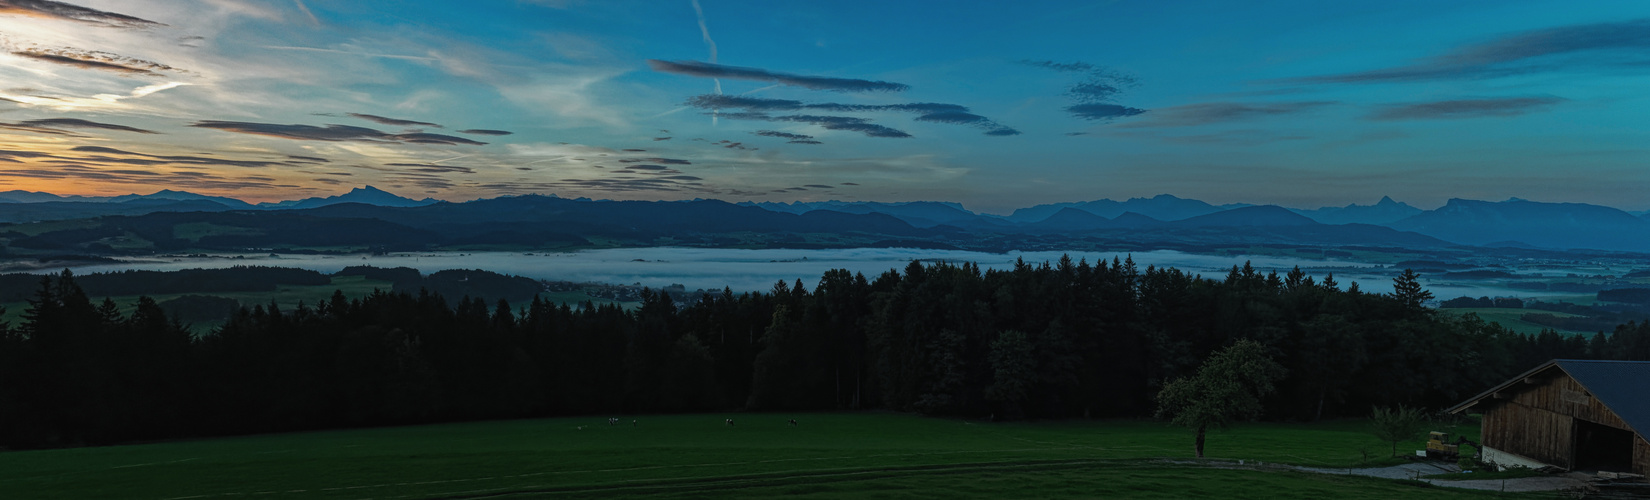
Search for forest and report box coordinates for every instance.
[3,257,1649,449]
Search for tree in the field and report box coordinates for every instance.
[1392,269,1434,309]
[1155,339,1287,458]
[1370,405,1427,457]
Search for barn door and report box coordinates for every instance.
[1573,419,1635,472]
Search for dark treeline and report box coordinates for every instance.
[4,258,1648,449]
[333,266,543,307]
[0,266,329,302]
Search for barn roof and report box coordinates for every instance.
[1449,359,1650,438]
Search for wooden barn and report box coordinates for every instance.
[1448,359,1650,475]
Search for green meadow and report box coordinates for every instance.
[0,413,1532,499]
[1441,308,1591,336]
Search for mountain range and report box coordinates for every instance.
[3,187,1649,253]
[0,186,433,211]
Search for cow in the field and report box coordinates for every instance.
[788,419,798,426]
[725,418,734,426]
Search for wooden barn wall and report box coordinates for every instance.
[1479,372,1637,471]
[1638,435,1650,477]
[1483,403,1573,469]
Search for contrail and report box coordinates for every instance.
[428,154,473,164]
[293,0,320,26]
[690,0,721,125]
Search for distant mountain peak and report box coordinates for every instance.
[264,185,437,210]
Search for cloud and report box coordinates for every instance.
[0,82,190,112]
[497,176,711,194]
[787,140,822,144]
[753,130,813,140]
[686,94,964,114]
[10,48,179,76]
[719,112,912,138]
[690,95,1016,136]
[618,157,691,165]
[912,110,990,125]
[1023,59,1143,119]
[648,60,909,92]
[287,155,329,162]
[1288,18,1650,84]
[392,132,488,145]
[20,118,157,133]
[1066,103,1148,121]
[0,122,83,136]
[1068,81,1125,102]
[1111,101,1333,127]
[63,145,286,168]
[1020,60,1101,73]
[1367,96,1566,120]
[0,0,164,28]
[458,129,513,135]
[191,120,488,145]
[0,158,290,192]
[653,136,672,141]
[384,162,476,174]
[347,113,443,128]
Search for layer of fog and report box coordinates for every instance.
[21,247,1582,300]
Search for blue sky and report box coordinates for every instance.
[1,0,1647,213]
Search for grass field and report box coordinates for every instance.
[0,413,1539,499]
[1440,308,1591,336]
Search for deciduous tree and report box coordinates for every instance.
[1155,339,1287,457]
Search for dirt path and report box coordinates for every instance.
[1295,462,1590,493]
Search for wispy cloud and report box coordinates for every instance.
[1022,59,1143,121]
[648,60,909,92]
[10,47,180,76]
[1066,103,1147,121]
[346,113,443,128]
[686,94,962,113]
[718,112,911,138]
[753,130,812,140]
[1367,96,1565,120]
[687,95,1018,135]
[1113,101,1334,127]
[191,120,488,145]
[21,118,157,133]
[0,122,83,136]
[1286,18,1650,84]
[0,0,164,29]
[292,0,320,26]
[458,129,513,135]
[0,82,191,112]
[384,162,476,174]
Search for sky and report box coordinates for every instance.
[1,0,1648,214]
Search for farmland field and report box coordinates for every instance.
[1441,308,1591,336]
[0,413,1531,499]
